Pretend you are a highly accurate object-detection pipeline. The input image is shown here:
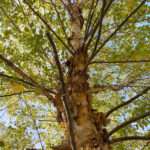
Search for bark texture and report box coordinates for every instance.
[54,2,111,150]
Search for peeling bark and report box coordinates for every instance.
[54,2,111,150]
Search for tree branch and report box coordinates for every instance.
[85,0,113,51]
[0,72,56,95]
[88,0,147,63]
[47,32,76,150]
[84,0,98,41]
[0,72,34,87]
[90,59,150,64]
[90,84,150,93]
[91,0,106,54]
[0,90,33,98]
[110,136,150,144]
[0,54,56,101]
[106,87,150,117]
[59,0,71,15]
[24,0,73,55]
[108,111,150,137]
[50,0,67,39]
[50,0,74,51]
[0,54,37,84]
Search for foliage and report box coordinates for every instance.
[0,0,150,149]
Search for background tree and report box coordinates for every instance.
[0,0,150,149]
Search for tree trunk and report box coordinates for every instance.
[54,2,111,150]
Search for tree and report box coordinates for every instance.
[0,0,150,149]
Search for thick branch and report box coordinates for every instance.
[110,136,150,144]
[88,0,146,63]
[47,32,76,150]
[106,87,150,117]
[108,111,150,137]
[90,60,150,64]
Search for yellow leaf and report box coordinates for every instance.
[9,82,25,93]
[127,0,136,11]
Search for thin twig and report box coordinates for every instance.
[0,72,34,87]
[90,59,150,64]
[92,0,106,55]
[22,99,45,150]
[108,111,150,137]
[85,0,111,51]
[0,90,33,98]
[0,54,36,84]
[0,72,56,97]
[17,0,34,34]
[85,0,115,51]
[84,0,97,41]
[0,54,56,100]
[24,0,73,55]
[50,0,74,51]
[90,84,150,93]
[110,136,150,144]
[106,87,150,117]
[88,0,147,63]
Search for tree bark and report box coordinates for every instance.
[54,2,111,150]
